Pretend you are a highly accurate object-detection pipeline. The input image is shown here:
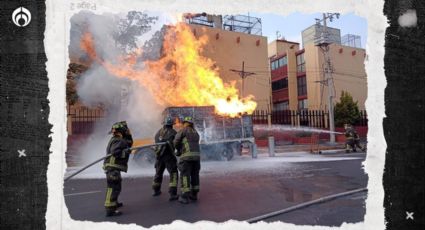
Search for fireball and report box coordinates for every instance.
[80,22,257,117]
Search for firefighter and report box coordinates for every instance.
[174,116,201,204]
[344,123,366,153]
[119,121,133,148]
[103,121,133,217]
[152,116,179,201]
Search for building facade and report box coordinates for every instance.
[269,39,367,111]
[186,15,272,111]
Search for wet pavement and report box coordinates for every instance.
[64,151,367,227]
[262,191,367,226]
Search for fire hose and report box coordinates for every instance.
[64,142,167,182]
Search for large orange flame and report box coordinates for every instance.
[80,22,257,117]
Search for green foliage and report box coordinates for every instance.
[334,91,361,127]
[66,79,78,105]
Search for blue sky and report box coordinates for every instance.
[249,12,368,48]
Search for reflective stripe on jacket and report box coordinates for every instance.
[174,126,200,161]
[103,135,132,172]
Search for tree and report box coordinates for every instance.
[334,91,361,127]
[113,11,158,53]
[66,63,88,105]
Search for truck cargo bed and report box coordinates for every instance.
[163,106,256,160]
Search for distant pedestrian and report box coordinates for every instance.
[174,116,201,204]
[103,121,132,217]
[152,116,179,201]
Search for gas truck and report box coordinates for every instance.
[133,106,257,163]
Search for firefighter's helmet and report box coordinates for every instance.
[110,121,127,134]
[183,116,193,124]
[164,116,174,126]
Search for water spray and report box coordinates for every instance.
[64,142,167,182]
[254,124,344,135]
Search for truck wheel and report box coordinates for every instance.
[232,143,242,156]
[221,149,233,161]
[132,148,156,165]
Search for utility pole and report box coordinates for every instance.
[314,12,340,143]
[230,61,256,98]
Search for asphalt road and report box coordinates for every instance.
[64,152,367,227]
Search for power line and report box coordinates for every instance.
[229,61,256,98]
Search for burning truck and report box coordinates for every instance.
[76,21,260,162]
[133,106,256,163]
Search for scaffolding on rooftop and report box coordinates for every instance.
[184,13,263,36]
[223,14,262,35]
[341,34,362,48]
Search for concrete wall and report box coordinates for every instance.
[268,40,299,58]
[304,43,325,110]
[304,43,367,110]
[188,24,272,111]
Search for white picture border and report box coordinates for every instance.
[45,0,387,229]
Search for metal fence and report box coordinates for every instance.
[67,107,105,135]
[67,107,367,134]
[252,109,368,128]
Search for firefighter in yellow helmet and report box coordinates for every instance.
[103,121,133,217]
[152,116,179,201]
[174,116,201,204]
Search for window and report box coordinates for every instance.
[298,99,308,110]
[278,56,287,67]
[274,101,289,111]
[297,76,307,96]
[296,53,305,73]
[272,78,288,91]
[271,61,276,70]
[270,56,288,70]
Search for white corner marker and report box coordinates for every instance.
[398,9,417,27]
[406,211,414,220]
[18,149,27,157]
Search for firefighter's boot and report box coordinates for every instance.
[106,209,122,217]
[189,191,198,201]
[345,144,352,153]
[178,193,189,204]
[169,193,179,201]
[152,189,162,197]
[169,188,179,201]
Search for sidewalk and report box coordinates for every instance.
[257,142,346,154]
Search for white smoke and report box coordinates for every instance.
[76,65,125,107]
[69,11,166,166]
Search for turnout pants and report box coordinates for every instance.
[152,157,178,195]
[104,169,122,211]
[346,138,364,151]
[178,160,200,196]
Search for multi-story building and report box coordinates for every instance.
[268,39,367,111]
[185,14,272,111]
